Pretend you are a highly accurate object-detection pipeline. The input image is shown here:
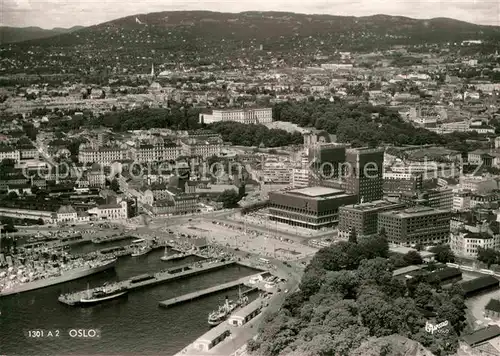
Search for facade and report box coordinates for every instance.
[471,192,500,209]
[450,231,500,258]
[378,206,451,246]
[131,143,181,163]
[459,175,498,193]
[453,191,472,212]
[0,147,21,163]
[199,108,272,124]
[383,172,423,196]
[291,153,310,188]
[179,136,222,158]
[344,147,384,203]
[308,143,347,182]
[89,201,128,220]
[19,146,39,161]
[78,147,129,165]
[268,186,357,229]
[261,156,291,184]
[337,200,405,239]
[87,170,106,188]
[402,187,453,211]
[56,205,77,223]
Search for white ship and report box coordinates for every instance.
[0,258,117,297]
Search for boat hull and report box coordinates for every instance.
[131,249,151,257]
[80,291,128,304]
[0,259,117,297]
[160,254,187,261]
[208,318,224,326]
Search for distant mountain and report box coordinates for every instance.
[2,11,499,74]
[0,25,84,44]
[14,11,498,53]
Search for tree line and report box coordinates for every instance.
[249,235,466,356]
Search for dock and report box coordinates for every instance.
[158,273,262,308]
[58,259,238,306]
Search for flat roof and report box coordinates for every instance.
[463,325,500,347]
[288,187,344,197]
[195,325,230,343]
[381,206,449,218]
[230,298,263,320]
[341,200,404,212]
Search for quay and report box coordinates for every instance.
[58,259,241,306]
[158,273,262,308]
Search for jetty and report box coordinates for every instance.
[58,259,237,306]
[158,273,262,308]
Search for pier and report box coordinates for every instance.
[158,273,262,308]
[58,260,240,306]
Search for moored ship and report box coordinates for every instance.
[80,284,128,304]
[131,245,152,257]
[207,289,249,326]
[0,258,117,297]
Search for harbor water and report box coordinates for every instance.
[0,245,260,355]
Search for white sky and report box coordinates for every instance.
[1,0,499,28]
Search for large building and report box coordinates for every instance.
[291,153,310,188]
[401,187,453,211]
[344,147,384,203]
[337,200,405,239]
[78,147,129,165]
[130,142,181,163]
[199,108,273,124]
[261,156,291,184]
[268,186,357,230]
[378,206,451,246]
[308,143,347,183]
[450,230,500,258]
[383,172,423,197]
[179,136,222,158]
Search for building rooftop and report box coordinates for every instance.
[341,200,403,212]
[381,206,449,218]
[485,298,500,313]
[460,275,499,295]
[288,187,344,197]
[462,325,500,347]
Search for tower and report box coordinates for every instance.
[344,147,384,203]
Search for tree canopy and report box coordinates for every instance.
[251,235,466,356]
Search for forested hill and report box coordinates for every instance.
[0,26,84,44]
[9,11,500,52]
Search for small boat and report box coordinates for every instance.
[131,245,152,257]
[80,284,128,304]
[132,238,145,244]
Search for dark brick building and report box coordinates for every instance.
[268,186,357,230]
